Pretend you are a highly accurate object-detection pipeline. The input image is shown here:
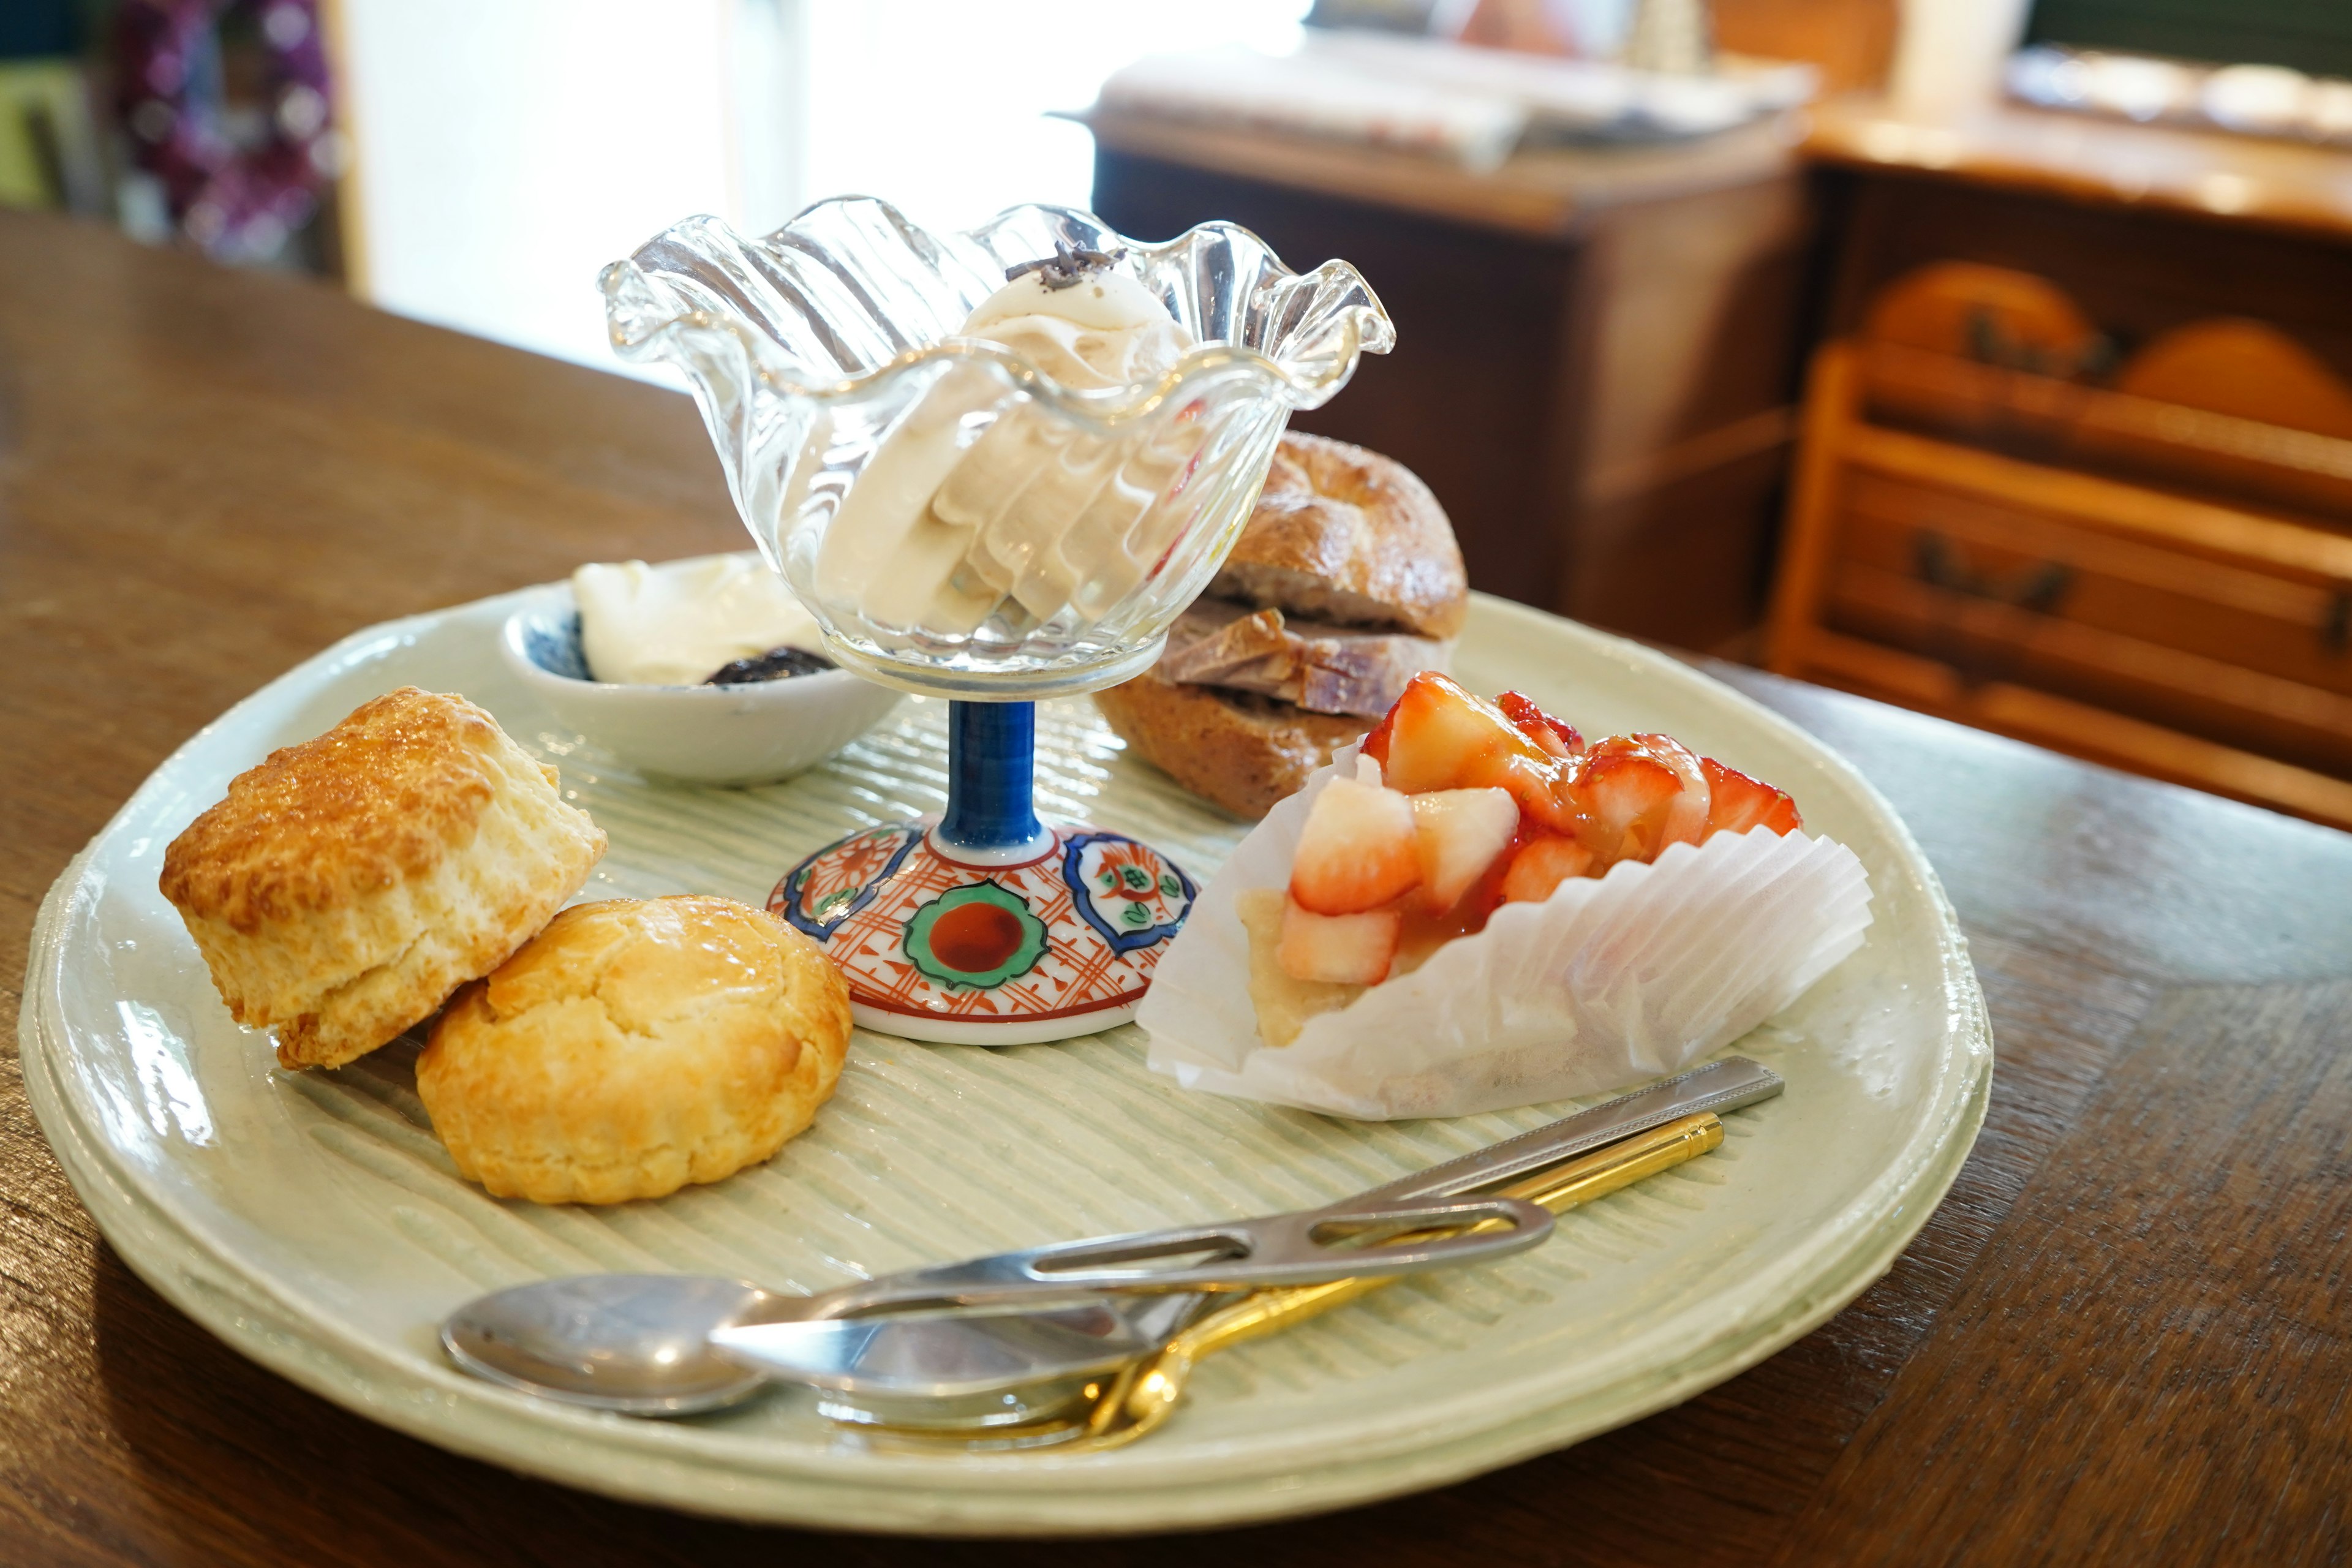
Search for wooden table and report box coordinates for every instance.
[4,208,2348,1566]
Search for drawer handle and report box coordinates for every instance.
[2326,594,2351,657]
[1914,532,2074,615]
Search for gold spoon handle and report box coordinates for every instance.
[1092,1111,1725,1443]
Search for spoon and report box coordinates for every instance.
[444,1059,1782,1422]
[443,1189,1555,1418]
[876,1109,1730,1453]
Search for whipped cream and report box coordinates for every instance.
[960,266,1192,390]
[575,557,823,685]
[810,252,1203,638]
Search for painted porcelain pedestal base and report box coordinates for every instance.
[770,701,1195,1044]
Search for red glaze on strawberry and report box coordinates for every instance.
[1496,691,1584,758]
[1442,817,1537,932]
[1288,776,1421,915]
[1701,757,1803,838]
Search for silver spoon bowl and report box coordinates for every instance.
[442,1273,1202,1423]
[444,1273,777,1415]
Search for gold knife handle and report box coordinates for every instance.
[1105,1113,1724,1434]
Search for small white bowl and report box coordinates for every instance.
[499,581,902,786]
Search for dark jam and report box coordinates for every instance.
[703,646,835,685]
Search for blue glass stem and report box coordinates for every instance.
[936,700,1043,854]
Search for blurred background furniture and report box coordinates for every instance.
[0,0,105,215]
[1768,260,2352,829]
[1089,108,1813,652]
[1806,94,2352,329]
[1078,0,1934,652]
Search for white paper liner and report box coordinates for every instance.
[1139,750,1875,1119]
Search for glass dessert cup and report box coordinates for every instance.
[603,198,1391,1042]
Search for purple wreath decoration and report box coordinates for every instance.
[113,0,336,260]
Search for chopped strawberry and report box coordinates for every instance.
[1409,787,1520,912]
[1288,777,1421,915]
[1308,687,1806,976]
[1496,691,1585,758]
[1377,673,1578,830]
[1379,673,1543,791]
[1627,733,1712,851]
[1567,740,1687,865]
[1498,834,1597,904]
[1444,818,1536,932]
[1702,757,1803,838]
[1276,896,1400,985]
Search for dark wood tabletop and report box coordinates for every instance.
[3,208,2348,1567]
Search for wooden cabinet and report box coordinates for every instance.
[1770,260,2352,829]
[1086,110,1813,652]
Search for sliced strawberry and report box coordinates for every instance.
[1360,704,1396,767]
[1398,804,1539,957]
[1409,787,1520,912]
[1498,834,1597,904]
[1379,673,1550,791]
[1276,896,1400,985]
[1628,733,1711,851]
[1567,740,1687,865]
[1702,756,1803,838]
[1374,673,1579,834]
[1496,691,1585,758]
[1458,747,1578,834]
[1288,776,1421,915]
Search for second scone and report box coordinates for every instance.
[417,895,851,1205]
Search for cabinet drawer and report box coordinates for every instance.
[1834,469,2352,696]
[1826,557,2352,774]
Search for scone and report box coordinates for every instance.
[159,687,607,1069]
[415,895,851,1205]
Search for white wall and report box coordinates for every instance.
[796,0,1306,236]
[336,0,1308,380]
[339,0,745,377]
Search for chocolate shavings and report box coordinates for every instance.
[1005,239,1126,291]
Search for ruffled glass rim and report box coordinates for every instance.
[598,198,1395,417]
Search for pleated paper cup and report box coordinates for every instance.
[1140,750,1874,1120]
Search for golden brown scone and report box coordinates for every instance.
[159,687,607,1070]
[1207,431,1468,639]
[1095,667,1370,818]
[415,896,850,1205]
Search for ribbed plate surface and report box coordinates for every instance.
[20,589,1989,1534]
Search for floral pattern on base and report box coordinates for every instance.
[772,823,1194,1031]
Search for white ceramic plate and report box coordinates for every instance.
[21,589,1989,1536]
